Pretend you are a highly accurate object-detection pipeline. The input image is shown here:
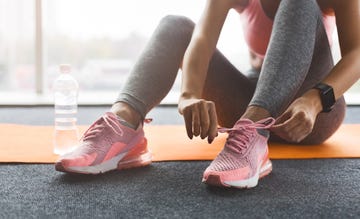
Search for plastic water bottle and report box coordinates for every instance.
[53,64,79,155]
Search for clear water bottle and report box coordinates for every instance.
[53,64,79,155]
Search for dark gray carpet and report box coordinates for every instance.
[0,106,359,218]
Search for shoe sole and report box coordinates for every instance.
[202,159,272,189]
[55,138,152,174]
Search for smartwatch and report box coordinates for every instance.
[313,82,335,113]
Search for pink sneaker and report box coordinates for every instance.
[202,117,275,188]
[55,112,152,174]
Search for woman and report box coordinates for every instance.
[55,0,360,189]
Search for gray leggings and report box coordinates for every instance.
[116,0,345,144]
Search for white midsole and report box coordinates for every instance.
[67,152,127,174]
[118,151,152,166]
[223,160,272,188]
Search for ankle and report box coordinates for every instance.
[111,102,142,128]
[241,106,271,122]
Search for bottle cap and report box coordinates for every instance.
[59,64,71,73]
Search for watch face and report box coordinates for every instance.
[322,85,332,95]
[315,83,335,112]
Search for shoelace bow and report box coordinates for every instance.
[218,117,275,154]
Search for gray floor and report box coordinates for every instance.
[0,106,359,218]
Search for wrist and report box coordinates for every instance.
[302,89,323,114]
[313,82,336,113]
[179,91,201,101]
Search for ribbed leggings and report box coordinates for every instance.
[116,0,346,144]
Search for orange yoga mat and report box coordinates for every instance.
[0,124,359,163]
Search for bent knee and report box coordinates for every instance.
[279,0,320,19]
[159,15,195,30]
[156,15,194,41]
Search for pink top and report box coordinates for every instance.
[239,0,336,58]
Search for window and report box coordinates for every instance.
[0,0,35,92]
[0,0,359,104]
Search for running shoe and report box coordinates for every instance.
[202,117,275,188]
[55,112,152,174]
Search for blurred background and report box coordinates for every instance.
[0,0,358,105]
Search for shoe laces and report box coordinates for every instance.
[82,114,153,142]
[218,117,275,154]
[82,114,124,142]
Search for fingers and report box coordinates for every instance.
[181,99,218,143]
[183,107,194,139]
[199,102,210,139]
[207,103,218,144]
[192,103,201,137]
[273,110,291,127]
[271,111,314,143]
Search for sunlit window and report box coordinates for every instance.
[0,0,35,92]
[0,0,359,104]
[41,0,208,103]
[41,0,249,103]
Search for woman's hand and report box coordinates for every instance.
[178,98,218,143]
[178,1,235,143]
[270,92,322,143]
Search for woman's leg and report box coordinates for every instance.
[246,0,345,144]
[114,15,257,128]
[113,15,194,124]
[201,51,256,128]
